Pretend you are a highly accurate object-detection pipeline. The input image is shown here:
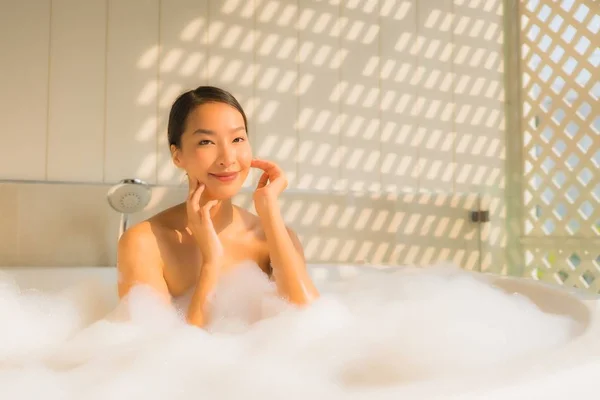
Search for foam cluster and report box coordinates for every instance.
[0,263,584,399]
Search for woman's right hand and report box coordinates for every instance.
[186,177,224,266]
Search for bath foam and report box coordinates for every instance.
[0,262,583,399]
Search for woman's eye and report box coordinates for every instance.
[198,140,212,146]
[233,137,245,143]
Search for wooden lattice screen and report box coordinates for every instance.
[519,0,599,292]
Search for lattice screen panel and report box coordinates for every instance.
[525,243,600,292]
[519,0,599,292]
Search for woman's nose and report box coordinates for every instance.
[218,145,236,167]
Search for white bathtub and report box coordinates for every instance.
[1,263,600,399]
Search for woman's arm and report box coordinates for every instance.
[118,221,219,329]
[117,223,171,304]
[117,223,218,328]
[184,178,225,328]
[185,261,220,327]
[260,200,319,304]
[251,158,320,305]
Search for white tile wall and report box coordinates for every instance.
[0,0,506,268]
[0,182,482,268]
[0,184,19,264]
[452,0,506,194]
[16,183,115,266]
[105,0,160,184]
[296,1,343,191]
[0,0,506,195]
[379,0,420,192]
[338,0,381,193]
[416,0,455,193]
[46,0,107,182]
[0,1,51,180]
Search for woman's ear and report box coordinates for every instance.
[170,144,184,169]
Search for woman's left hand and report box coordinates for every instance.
[251,158,287,216]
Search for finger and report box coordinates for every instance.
[251,158,279,173]
[190,182,205,210]
[187,174,198,200]
[251,158,272,169]
[200,199,218,220]
[254,163,283,185]
[199,198,217,209]
[256,171,269,189]
[204,199,218,210]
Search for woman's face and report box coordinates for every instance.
[172,102,252,200]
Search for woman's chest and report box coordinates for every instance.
[161,235,271,297]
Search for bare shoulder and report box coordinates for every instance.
[118,204,182,265]
[116,214,172,299]
[117,221,158,257]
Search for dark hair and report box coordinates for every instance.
[167,86,248,148]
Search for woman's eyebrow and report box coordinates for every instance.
[192,127,245,135]
[192,129,214,135]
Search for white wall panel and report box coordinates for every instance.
[0,1,51,180]
[379,0,419,192]
[297,0,341,190]
[339,0,381,192]
[105,0,160,184]
[46,0,107,182]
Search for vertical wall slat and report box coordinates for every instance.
[105,0,160,184]
[452,0,506,194]
[47,0,107,182]
[296,0,341,190]
[0,1,51,180]
[380,0,419,192]
[339,0,381,192]
[415,0,455,193]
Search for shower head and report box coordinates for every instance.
[107,179,152,239]
[107,178,152,214]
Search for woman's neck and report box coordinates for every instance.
[180,196,235,235]
[207,198,234,233]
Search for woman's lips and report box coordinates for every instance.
[209,172,239,182]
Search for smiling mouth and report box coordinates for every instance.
[209,172,239,182]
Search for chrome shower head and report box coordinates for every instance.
[107,179,152,238]
[107,178,151,214]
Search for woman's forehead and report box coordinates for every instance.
[187,103,244,126]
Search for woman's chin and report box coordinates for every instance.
[206,184,243,200]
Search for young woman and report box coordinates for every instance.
[117,86,319,328]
